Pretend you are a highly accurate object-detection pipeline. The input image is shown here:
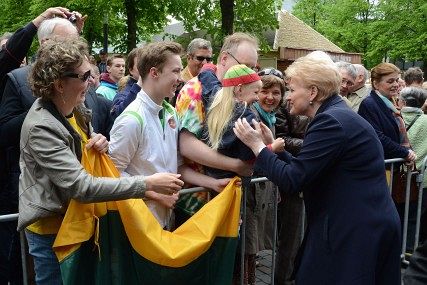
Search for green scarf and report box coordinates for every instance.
[253,102,276,128]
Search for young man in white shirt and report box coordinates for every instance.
[109,42,229,229]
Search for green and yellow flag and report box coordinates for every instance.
[53,149,241,285]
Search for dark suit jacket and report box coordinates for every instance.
[256,95,401,284]
[0,66,112,214]
[358,90,409,159]
[0,22,37,99]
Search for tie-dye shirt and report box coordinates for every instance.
[176,77,205,139]
[175,69,222,215]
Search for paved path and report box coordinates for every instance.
[255,250,274,285]
[254,250,406,285]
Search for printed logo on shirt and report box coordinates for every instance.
[168,117,176,129]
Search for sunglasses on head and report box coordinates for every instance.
[63,70,92,82]
[258,68,283,79]
[193,55,212,62]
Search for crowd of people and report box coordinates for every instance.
[0,6,427,285]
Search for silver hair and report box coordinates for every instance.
[335,61,357,80]
[187,38,212,55]
[306,50,334,65]
[400,87,427,108]
[353,64,368,83]
[37,18,77,42]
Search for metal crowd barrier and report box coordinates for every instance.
[2,157,427,285]
[385,157,427,265]
[176,179,278,285]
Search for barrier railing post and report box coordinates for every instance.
[271,186,278,285]
[401,166,413,265]
[20,230,28,285]
[240,177,250,285]
[414,156,427,249]
[390,162,395,194]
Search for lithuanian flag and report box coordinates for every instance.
[53,149,241,285]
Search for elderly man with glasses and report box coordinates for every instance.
[336,61,356,109]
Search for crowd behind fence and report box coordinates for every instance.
[1,156,426,285]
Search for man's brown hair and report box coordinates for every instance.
[137,42,183,80]
[107,54,125,66]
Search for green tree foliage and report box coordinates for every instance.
[293,0,427,67]
[169,0,280,51]
[0,0,280,56]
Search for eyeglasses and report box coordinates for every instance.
[258,68,284,79]
[193,55,213,63]
[63,70,92,82]
[341,78,354,87]
[226,51,257,70]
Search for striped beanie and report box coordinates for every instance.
[222,64,260,87]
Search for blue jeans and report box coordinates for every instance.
[25,230,61,285]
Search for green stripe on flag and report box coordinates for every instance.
[60,212,237,285]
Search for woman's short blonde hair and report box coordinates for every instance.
[285,56,341,102]
[30,37,89,100]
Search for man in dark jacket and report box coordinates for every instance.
[110,48,140,120]
[0,13,93,285]
[0,7,75,100]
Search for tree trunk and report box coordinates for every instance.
[124,0,137,53]
[85,22,94,54]
[220,0,234,36]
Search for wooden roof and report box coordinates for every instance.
[274,10,344,53]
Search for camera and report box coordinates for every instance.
[68,14,77,23]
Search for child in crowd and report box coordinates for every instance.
[203,64,284,284]
[204,64,284,177]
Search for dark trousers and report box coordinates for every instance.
[0,221,23,285]
[275,193,304,285]
[404,241,427,284]
[404,195,427,284]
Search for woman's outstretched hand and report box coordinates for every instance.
[145,173,184,195]
[233,118,266,156]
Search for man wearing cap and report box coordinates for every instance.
[98,49,108,73]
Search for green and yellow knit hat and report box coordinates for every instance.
[222,64,261,87]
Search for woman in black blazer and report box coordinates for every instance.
[234,56,401,284]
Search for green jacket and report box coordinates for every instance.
[401,107,427,187]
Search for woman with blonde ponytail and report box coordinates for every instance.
[203,64,262,179]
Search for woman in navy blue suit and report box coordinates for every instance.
[234,56,401,284]
[358,63,417,252]
[358,62,416,162]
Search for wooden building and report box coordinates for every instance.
[258,11,362,71]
